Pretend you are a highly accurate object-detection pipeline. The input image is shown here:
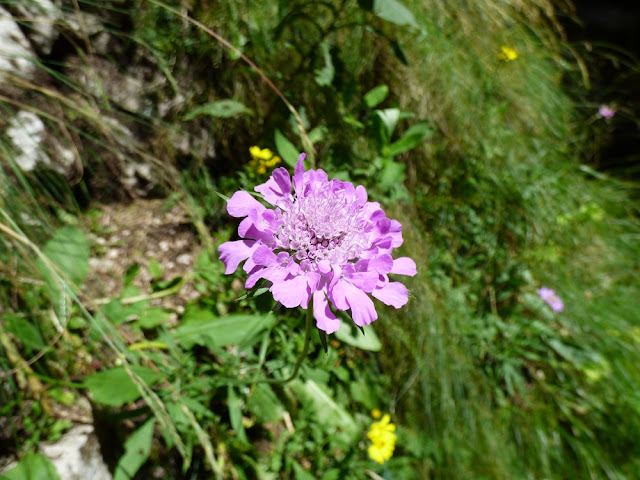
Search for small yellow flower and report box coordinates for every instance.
[371,408,382,419]
[367,414,397,464]
[498,46,518,61]
[249,145,262,158]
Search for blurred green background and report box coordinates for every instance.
[1,1,639,478]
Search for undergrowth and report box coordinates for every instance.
[1,0,639,479]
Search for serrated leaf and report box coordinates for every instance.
[363,85,389,108]
[113,418,155,480]
[334,322,382,351]
[2,452,60,480]
[373,0,418,28]
[274,128,300,168]
[183,100,253,120]
[388,120,433,157]
[84,366,163,407]
[173,306,272,350]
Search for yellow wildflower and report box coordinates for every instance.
[250,146,275,161]
[249,145,262,158]
[498,46,518,61]
[371,408,382,419]
[249,146,281,174]
[367,414,397,464]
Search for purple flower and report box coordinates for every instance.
[598,105,615,119]
[218,153,417,334]
[537,286,564,312]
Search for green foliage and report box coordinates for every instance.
[1,453,60,480]
[113,419,155,480]
[183,100,254,120]
[84,366,163,407]
[1,0,640,479]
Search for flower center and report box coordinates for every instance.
[275,191,366,265]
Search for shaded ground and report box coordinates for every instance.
[85,198,201,314]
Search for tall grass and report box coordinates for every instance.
[1,0,639,479]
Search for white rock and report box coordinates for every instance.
[5,111,50,172]
[0,7,36,78]
[14,0,62,55]
[40,425,112,480]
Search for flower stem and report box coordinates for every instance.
[264,303,314,385]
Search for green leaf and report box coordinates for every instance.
[227,386,248,444]
[363,85,389,108]
[113,418,155,480]
[137,307,170,329]
[84,366,163,407]
[247,384,284,424]
[373,0,418,28]
[374,108,400,140]
[5,314,44,350]
[334,322,381,351]
[308,125,328,144]
[274,128,300,168]
[147,258,163,280]
[289,379,358,446]
[388,120,433,157]
[390,39,410,65]
[102,285,148,326]
[378,158,406,191]
[37,226,89,296]
[183,100,253,120]
[292,461,317,480]
[2,452,60,480]
[173,306,272,350]
[314,42,335,87]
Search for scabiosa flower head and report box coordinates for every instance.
[218,153,417,334]
[367,414,397,464]
[537,286,564,312]
[598,105,615,119]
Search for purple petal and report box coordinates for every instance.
[255,167,292,205]
[218,240,257,274]
[293,153,306,194]
[227,191,264,217]
[347,271,379,293]
[313,290,340,334]
[271,275,308,308]
[355,185,367,204]
[391,257,417,276]
[252,245,277,266]
[372,282,408,308]
[331,279,378,326]
[369,254,394,274]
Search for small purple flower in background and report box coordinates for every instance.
[598,105,615,119]
[537,286,564,312]
[218,153,417,334]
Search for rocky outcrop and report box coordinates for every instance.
[0,7,37,81]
